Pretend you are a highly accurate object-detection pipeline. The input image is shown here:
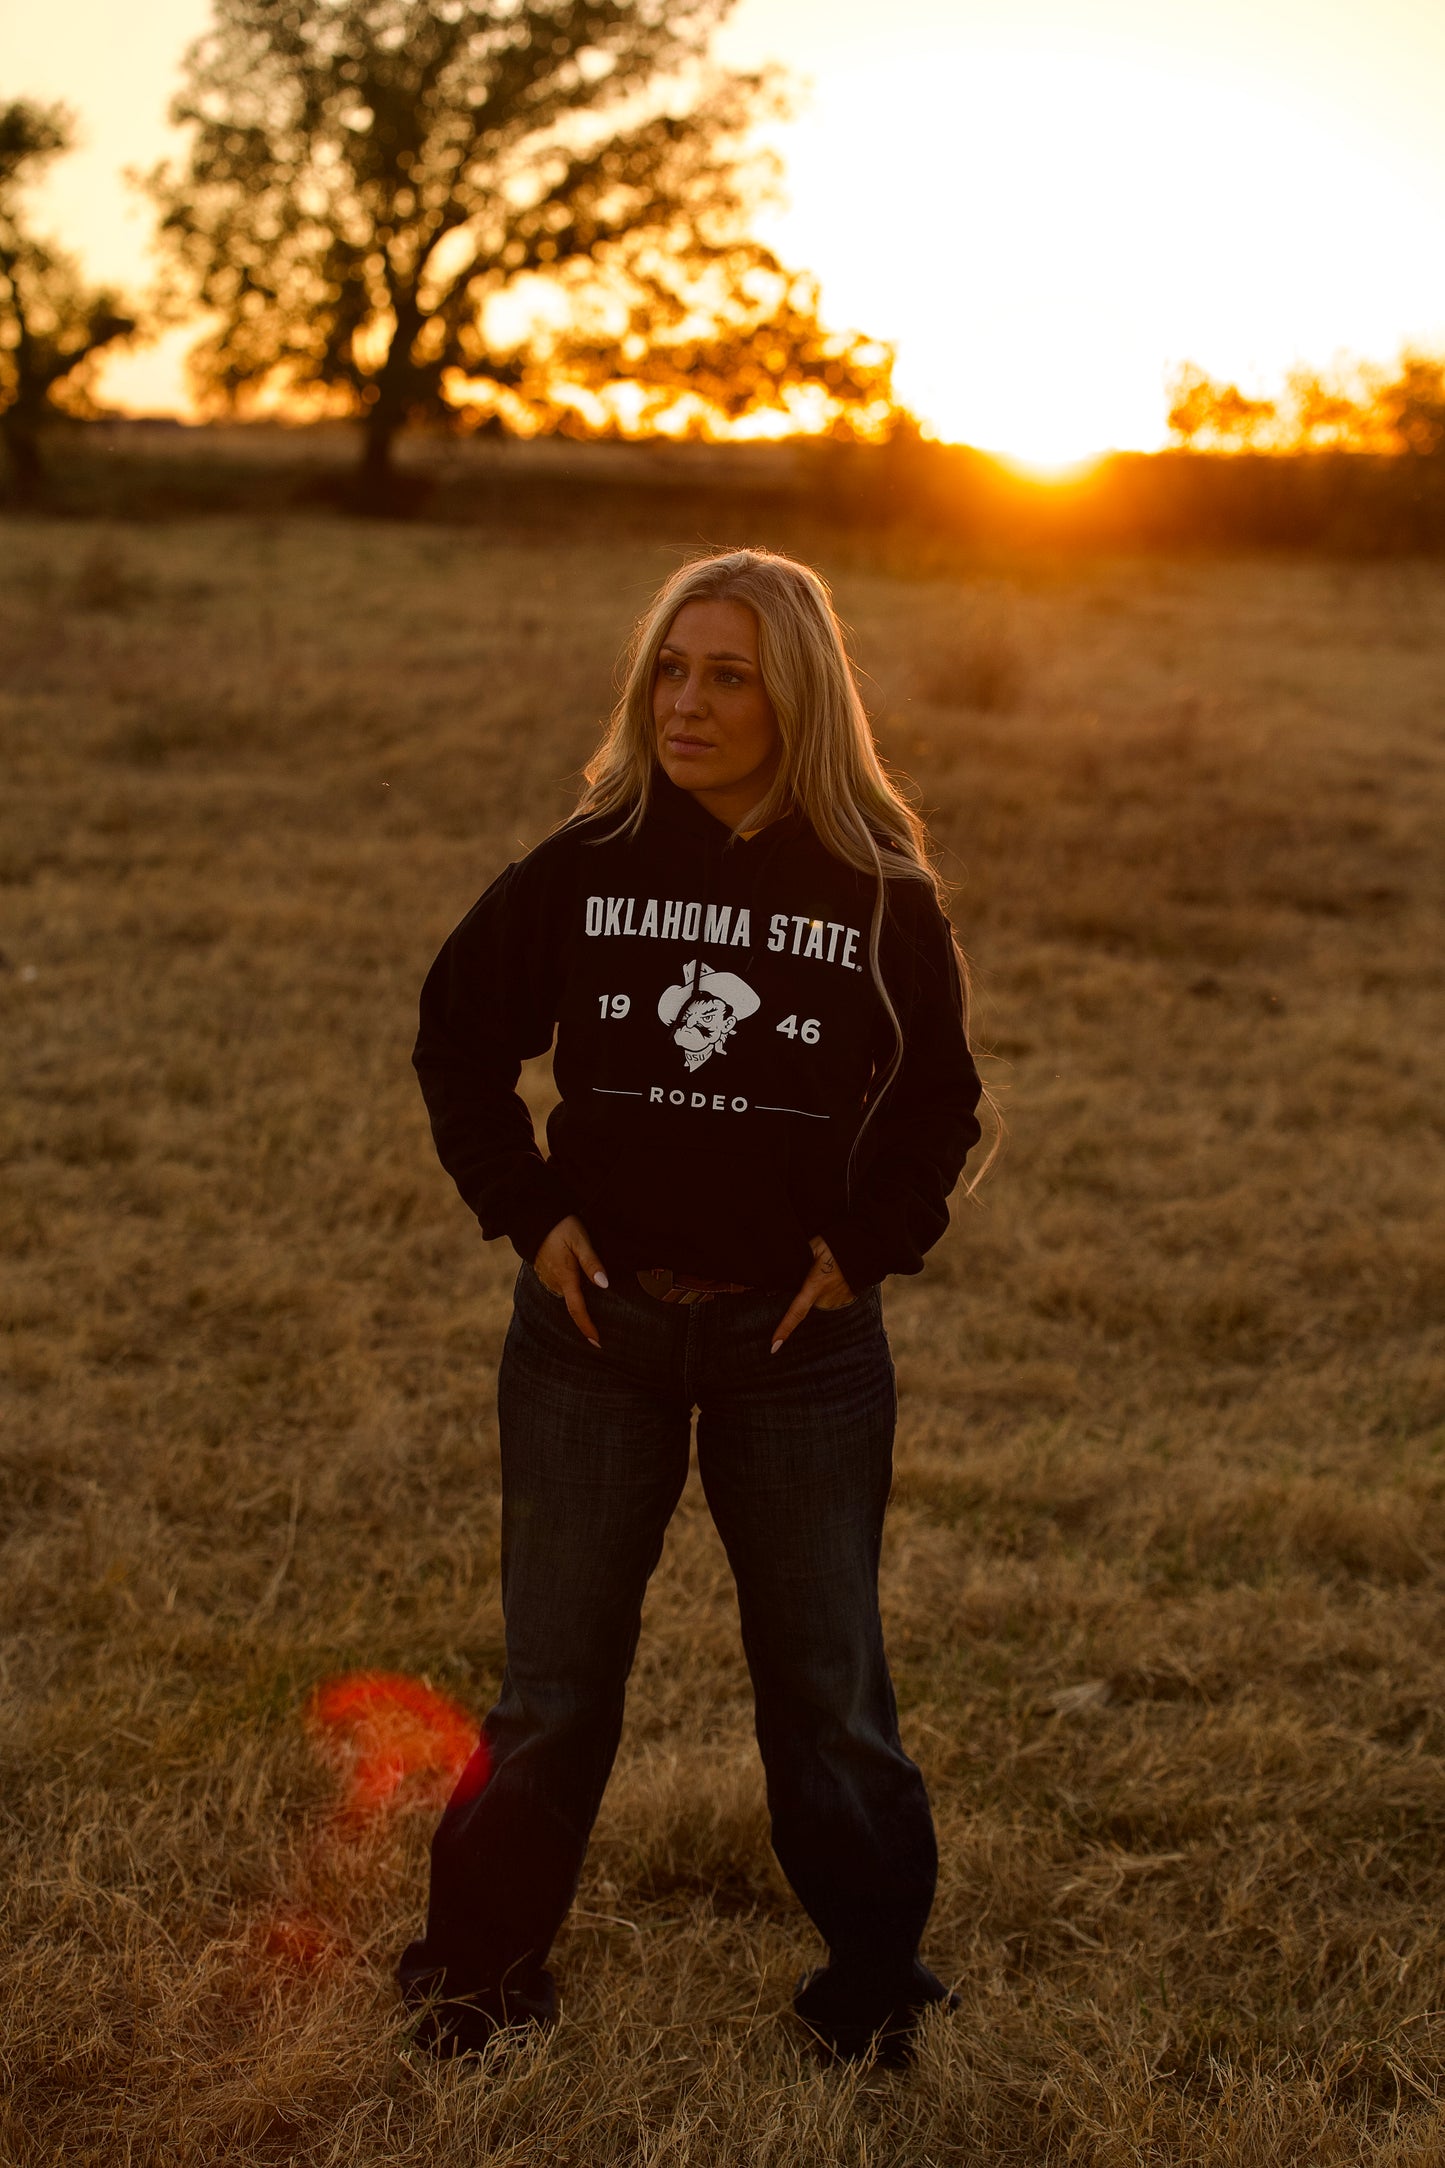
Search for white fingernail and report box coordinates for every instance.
[770,1340,782,1355]
[593,1271,609,1288]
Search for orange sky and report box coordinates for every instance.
[5,0,1445,462]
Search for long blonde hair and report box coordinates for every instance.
[571,548,997,1189]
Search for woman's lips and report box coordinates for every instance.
[666,735,715,754]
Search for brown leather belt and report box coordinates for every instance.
[637,1268,754,1305]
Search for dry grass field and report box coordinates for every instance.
[3,511,1444,2165]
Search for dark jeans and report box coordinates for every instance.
[398,1261,947,2047]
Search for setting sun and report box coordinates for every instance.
[732,29,1445,462]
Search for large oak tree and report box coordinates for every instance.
[151,0,896,494]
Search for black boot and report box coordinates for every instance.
[793,1962,958,2068]
[401,1958,558,2061]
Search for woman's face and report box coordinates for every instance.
[652,598,782,827]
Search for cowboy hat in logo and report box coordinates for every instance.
[657,959,761,1073]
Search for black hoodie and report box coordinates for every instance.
[414,773,983,1293]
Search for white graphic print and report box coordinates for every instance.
[657,958,761,1073]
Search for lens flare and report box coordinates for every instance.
[303,1670,483,1823]
[250,1673,486,1982]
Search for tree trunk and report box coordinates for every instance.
[358,406,402,512]
[1,411,45,506]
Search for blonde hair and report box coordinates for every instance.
[570,548,997,1189]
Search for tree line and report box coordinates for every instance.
[1,0,896,503]
[1167,356,1445,458]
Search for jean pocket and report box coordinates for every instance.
[810,1282,880,1320]
[522,1259,567,1302]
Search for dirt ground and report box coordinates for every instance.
[3,515,1444,2164]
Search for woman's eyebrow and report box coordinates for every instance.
[659,643,754,663]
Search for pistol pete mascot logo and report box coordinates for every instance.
[657,958,761,1074]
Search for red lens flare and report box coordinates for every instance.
[250,1673,486,1981]
[304,1670,484,1823]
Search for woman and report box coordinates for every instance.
[398,548,987,2066]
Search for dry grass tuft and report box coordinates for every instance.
[3,519,1444,2162]
[69,532,154,614]
[908,590,1028,712]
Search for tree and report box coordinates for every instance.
[150,0,898,497]
[1373,352,1445,459]
[0,101,135,501]
[1165,363,1278,451]
[1166,353,1445,458]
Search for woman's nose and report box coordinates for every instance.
[675,671,707,716]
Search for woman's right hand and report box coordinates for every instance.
[533,1215,609,1348]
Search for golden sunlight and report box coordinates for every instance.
[750,36,1445,461]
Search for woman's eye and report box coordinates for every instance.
[715,670,741,687]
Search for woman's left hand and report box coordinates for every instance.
[770,1236,857,1354]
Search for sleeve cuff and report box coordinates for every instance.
[821,1220,899,1298]
[501,1167,575,1267]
